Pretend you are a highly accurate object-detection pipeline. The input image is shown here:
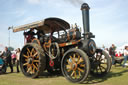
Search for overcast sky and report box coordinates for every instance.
[0,0,128,50]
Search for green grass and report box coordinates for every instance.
[0,65,128,85]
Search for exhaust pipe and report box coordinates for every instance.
[81,3,94,39]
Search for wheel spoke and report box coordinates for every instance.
[30,48,35,56]
[27,48,31,54]
[73,54,76,62]
[67,60,72,65]
[30,65,33,74]
[32,66,35,73]
[77,55,80,62]
[99,54,102,60]
[23,54,29,58]
[36,63,39,66]
[33,64,38,70]
[78,70,81,77]
[23,63,28,66]
[71,70,75,76]
[25,59,28,61]
[67,69,72,72]
[78,67,84,72]
[101,62,107,64]
[80,64,85,67]
[66,65,72,69]
[100,65,106,70]
[27,52,30,57]
[99,66,103,73]
[27,66,31,73]
[33,60,39,63]
[69,56,74,63]
[77,58,84,64]
[33,52,38,57]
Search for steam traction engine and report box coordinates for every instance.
[13,3,111,83]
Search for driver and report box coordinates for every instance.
[24,28,36,43]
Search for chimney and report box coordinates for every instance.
[81,3,90,39]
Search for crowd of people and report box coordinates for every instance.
[104,44,128,67]
[0,47,20,74]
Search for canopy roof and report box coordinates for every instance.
[13,17,70,33]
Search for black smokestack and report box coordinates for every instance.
[81,3,90,39]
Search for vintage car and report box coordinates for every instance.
[13,3,111,83]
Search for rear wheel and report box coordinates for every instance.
[20,43,46,78]
[90,49,111,77]
[61,48,90,83]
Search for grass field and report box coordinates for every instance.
[0,65,128,85]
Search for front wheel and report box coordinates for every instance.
[90,49,111,77]
[61,48,90,83]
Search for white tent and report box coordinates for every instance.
[118,43,128,49]
[116,43,128,54]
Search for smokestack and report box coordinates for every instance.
[81,3,90,39]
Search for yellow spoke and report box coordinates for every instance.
[27,64,30,68]
[78,71,81,77]
[77,55,80,62]
[67,69,72,72]
[71,70,75,76]
[70,56,73,61]
[27,52,30,56]
[36,63,39,67]
[78,67,84,72]
[27,66,31,73]
[73,54,76,58]
[29,66,33,74]
[25,59,28,62]
[33,64,38,70]
[23,54,29,58]
[80,64,85,67]
[30,48,34,56]
[23,63,28,66]
[33,52,38,57]
[77,58,84,64]
[32,66,35,74]
[66,65,72,69]
[33,60,39,63]
[73,54,76,62]
[67,60,72,65]
[27,48,31,54]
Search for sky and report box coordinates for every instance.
[0,0,128,50]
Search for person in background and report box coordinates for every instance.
[1,47,13,73]
[16,48,20,73]
[109,44,116,65]
[11,52,16,65]
[122,46,128,67]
